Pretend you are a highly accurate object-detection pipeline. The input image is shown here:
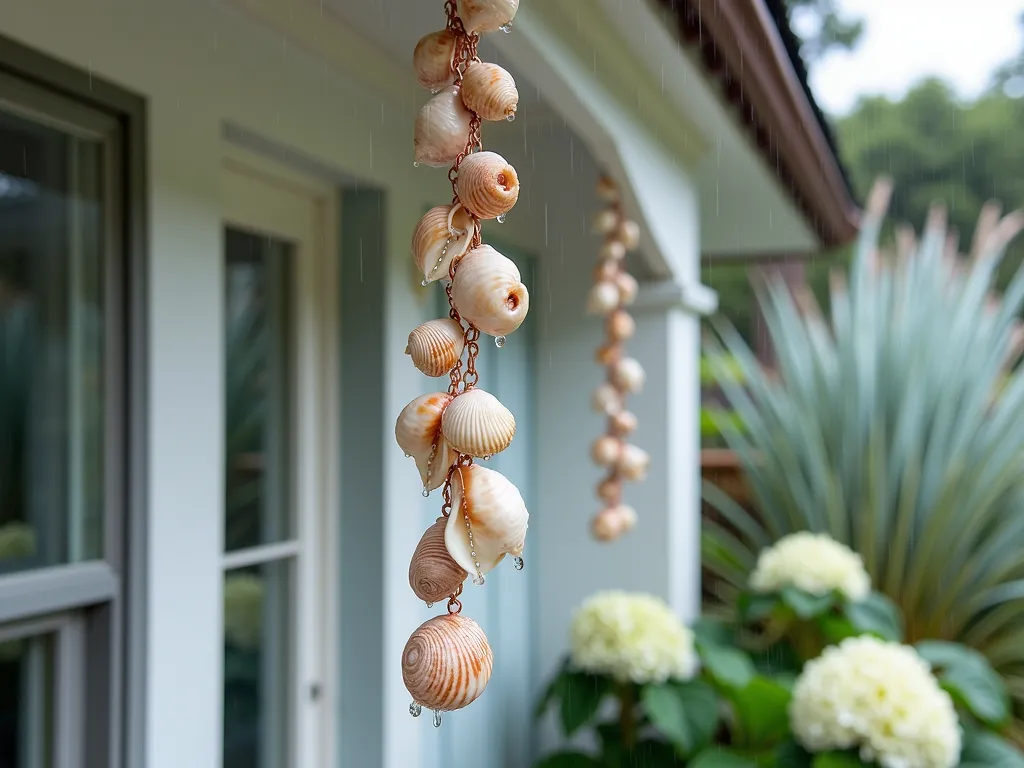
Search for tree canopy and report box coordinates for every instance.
[787,0,864,64]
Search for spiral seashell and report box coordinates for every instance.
[412,205,475,284]
[593,210,619,235]
[607,310,635,342]
[596,478,622,505]
[591,435,622,467]
[457,0,519,34]
[403,613,493,712]
[595,343,622,367]
[445,464,528,576]
[395,392,458,491]
[591,382,622,415]
[616,272,639,305]
[617,444,650,481]
[611,357,645,393]
[413,30,457,92]
[409,517,468,604]
[441,388,516,458]
[587,282,620,315]
[450,245,530,337]
[609,410,638,436]
[601,240,626,262]
[455,151,520,220]
[592,504,637,542]
[596,175,620,203]
[460,62,519,121]
[619,220,641,250]
[414,86,473,167]
[406,319,466,377]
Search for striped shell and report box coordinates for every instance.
[406,318,466,377]
[592,504,637,542]
[591,436,621,467]
[455,151,519,220]
[414,86,472,167]
[445,464,528,576]
[617,444,650,481]
[616,272,639,305]
[441,388,515,458]
[611,357,646,393]
[409,517,468,604]
[460,62,518,121]
[411,205,474,284]
[450,245,530,337]
[607,310,635,342]
[587,282,620,315]
[413,29,457,92]
[395,392,458,492]
[457,0,519,33]
[402,613,493,712]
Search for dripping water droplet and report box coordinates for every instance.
[404,453,412,458]
[513,556,524,571]
[426,602,434,608]
[433,710,443,728]
[500,22,513,33]
[506,113,516,122]
[494,335,506,348]
[482,455,491,461]
[409,702,422,718]
[413,161,420,168]
[472,574,486,586]
[497,213,507,224]
[422,488,430,497]
[421,279,429,287]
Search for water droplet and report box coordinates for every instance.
[422,488,430,497]
[404,453,412,458]
[410,702,422,718]
[433,710,443,727]
[420,279,429,287]
[482,455,491,461]
[413,161,420,168]
[506,113,516,122]
[513,556,524,571]
[472,574,486,586]
[500,22,513,33]
[494,335,506,348]
[426,601,434,608]
[431,87,441,95]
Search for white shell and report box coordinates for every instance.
[591,382,622,415]
[619,220,641,250]
[414,86,472,167]
[406,318,466,377]
[455,151,520,220]
[445,464,528,577]
[413,30,457,92]
[460,62,518,121]
[395,392,458,491]
[611,357,645,393]
[593,209,619,235]
[591,436,622,467]
[411,205,475,284]
[457,0,519,33]
[616,272,639,305]
[607,310,635,342]
[609,410,638,436]
[402,613,493,712]
[441,388,516,458]
[450,245,530,337]
[617,444,650,481]
[587,282,620,315]
[592,504,637,542]
[601,240,626,261]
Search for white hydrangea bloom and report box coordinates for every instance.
[790,636,961,768]
[569,591,698,684]
[750,531,871,601]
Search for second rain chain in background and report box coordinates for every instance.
[397,0,527,729]
[587,176,649,542]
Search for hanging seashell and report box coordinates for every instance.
[595,342,621,366]
[445,464,528,577]
[609,410,638,436]
[395,392,458,491]
[457,0,519,34]
[596,175,620,203]
[616,272,639,305]
[593,209,619,235]
[587,282,621,315]
[591,435,622,467]
[607,310,635,342]
[409,517,468,604]
[413,30,457,92]
[619,219,641,250]
[455,151,520,220]
[441,388,516,458]
[593,261,619,283]
[403,613,493,712]
[411,204,475,284]
[407,318,466,377]
[591,382,622,415]
[611,357,646,393]
[596,477,622,505]
[414,86,473,167]
[601,240,626,262]
[617,444,650,481]
[460,62,519,121]
[450,245,530,337]
[592,504,637,542]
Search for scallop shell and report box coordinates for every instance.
[455,151,519,220]
[587,282,620,315]
[592,504,637,542]
[445,464,528,577]
[619,219,641,250]
[591,382,622,415]
[414,86,473,167]
[395,392,458,492]
[593,210,619,235]
[596,478,622,505]
[609,410,638,436]
[617,444,650,481]
[616,273,639,305]
[595,343,622,367]
[406,319,466,377]
[607,310,635,342]
[441,388,516,458]
[409,517,468,604]
[450,245,530,337]
[591,436,622,467]
[461,62,519,121]
[601,240,626,262]
[413,30,457,92]
[611,357,645,393]
[457,0,519,34]
[402,613,493,712]
[412,205,475,284]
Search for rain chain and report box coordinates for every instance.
[587,175,648,542]
[397,0,528,729]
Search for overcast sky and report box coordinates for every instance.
[808,0,1024,117]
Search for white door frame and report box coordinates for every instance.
[220,145,340,768]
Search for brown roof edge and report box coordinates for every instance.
[658,0,861,249]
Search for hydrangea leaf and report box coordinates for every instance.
[915,641,1010,726]
[844,592,903,641]
[811,752,869,767]
[781,586,835,619]
[533,751,604,768]
[641,679,718,757]
[737,592,779,622]
[730,675,792,748]
[556,671,611,736]
[696,639,756,689]
[959,728,1024,767]
[688,747,759,767]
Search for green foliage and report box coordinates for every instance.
[787,0,864,64]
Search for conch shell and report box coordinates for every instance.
[403,613,493,712]
[592,504,637,541]
[587,282,620,315]
[409,517,468,604]
[611,357,646,393]
[455,151,519,220]
[607,310,635,342]
[414,86,472,167]
[411,204,474,284]
[445,464,528,577]
[395,392,458,492]
[460,62,518,121]
[450,245,530,337]
[591,436,621,467]
[413,30,457,92]
[407,318,466,377]
[617,444,650,481]
[457,0,519,34]
[441,388,516,458]
[591,382,622,415]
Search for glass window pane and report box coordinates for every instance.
[223,561,292,768]
[0,633,55,767]
[0,105,107,575]
[224,228,293,552]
